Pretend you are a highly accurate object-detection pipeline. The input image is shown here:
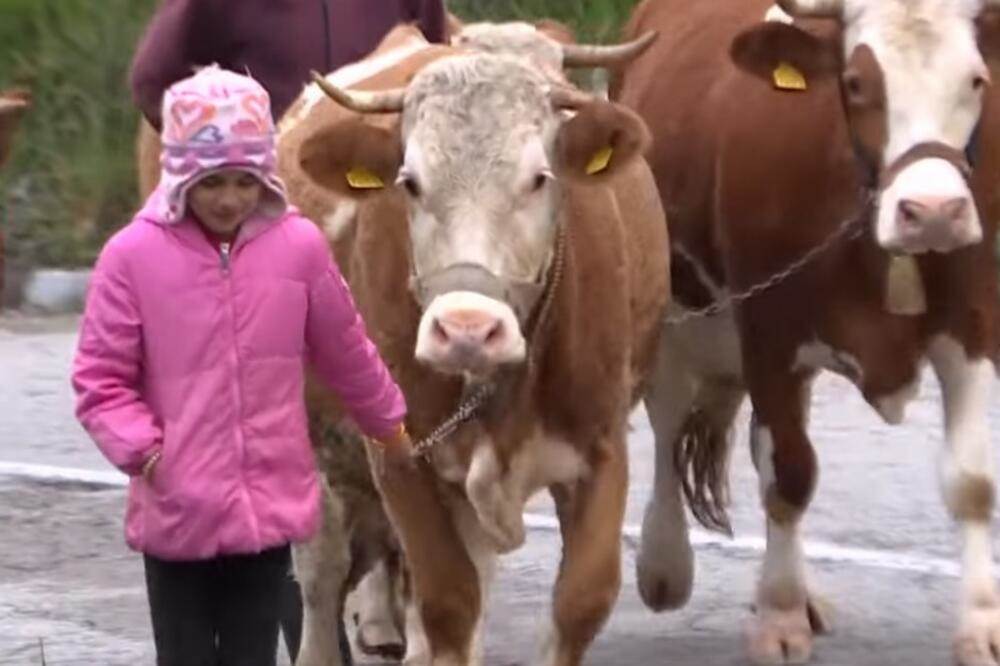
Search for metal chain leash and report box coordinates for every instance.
[666,197,872,326]
[410,381,497,459]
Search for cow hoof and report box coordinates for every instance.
[744,606,815,665]
[635,549,693,611]
[954,605,1000,666]
[357,621,406,660]
[635,514,694,611]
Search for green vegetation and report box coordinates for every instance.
[0,0,158,267]
[0,0,639,268]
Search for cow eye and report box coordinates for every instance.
[843,72,864,102]
[972,72,990,92]
[530,170,553,193]
[397,173,422,198]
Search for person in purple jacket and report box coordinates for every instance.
[72,66,413,666]
[129,0,448,129]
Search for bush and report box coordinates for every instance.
[450,0,639,43]
[0,0,156,268]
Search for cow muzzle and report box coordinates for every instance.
[876,144,982,254]
[412,263,544,376]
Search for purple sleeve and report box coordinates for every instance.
[304,229,407,439]
[129,0,219,129]
[72,243,163,476]
[404,0,447,44]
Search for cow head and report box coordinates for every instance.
[0,90,30,168]
[452,21,656,80]
[300,53,650,380]
[732,0,999,254]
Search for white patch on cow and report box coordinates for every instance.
[281,35,430,131]
[841,1,985,251]
[399,57,563,294]
[321,200,358,242]
[464,430,589,553]
[793,340,863,384]
[353,561,404,655]
[402,595,430,665]
[751,425,777,499]
[448,498,498,666]
[874,372,921,425]
[876,157,981,253]
[415,291,525,373]
[928,335,1000,646]
[764,4,795,23]
[453,22,564,79]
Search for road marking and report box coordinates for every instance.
[0,461,969,579]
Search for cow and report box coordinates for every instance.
[275,22,658,666]
[614,0,1000,664]
[293,41,668,666]
[0,89,30,305]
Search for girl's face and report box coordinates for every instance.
[187,169,263,236]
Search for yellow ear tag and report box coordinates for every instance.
[772,61,807,91]
[346,167,385,190]
[586,146,614,175]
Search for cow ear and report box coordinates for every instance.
[730,21,840,90]
[298,119,403,198]
[555,101,650,181]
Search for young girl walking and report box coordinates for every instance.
[72,66,412,666]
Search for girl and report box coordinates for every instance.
[72,66,412,666]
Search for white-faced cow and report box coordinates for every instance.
[296,44,668,665]
[616,0,1000,664]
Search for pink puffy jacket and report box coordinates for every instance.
[72,190,406,560]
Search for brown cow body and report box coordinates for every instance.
[293,31,667,665]
[0,90,30,306]
[617,0,1000,663]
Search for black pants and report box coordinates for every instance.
[144,545,292,666]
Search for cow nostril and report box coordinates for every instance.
[432,319,450,344]
[941,197,969,221]
[898,200,924,225]
[484,321,504,345]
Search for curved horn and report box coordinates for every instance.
[549,85,595,110]
[561,30,658,68]
[310,71,406,114]
[775,0,844,19]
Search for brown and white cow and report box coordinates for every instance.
[615,0,1000,663]
[0,89,30,305]
[295,45,668,665]
[275,23,658,666]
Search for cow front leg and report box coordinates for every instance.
[542,434,628,666]
[368,442,481,665]
[294,478,350,666]
[353,559,406,660]
[745,373,829,665]
[929,337,1000,666]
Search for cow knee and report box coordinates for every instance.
[752,424,817,523]
[944,470,995,522]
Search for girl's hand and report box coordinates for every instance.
[375,424,415,475]
[141,450,162,480]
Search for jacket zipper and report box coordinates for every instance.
[219,241,260,548]
[220,242,231,273]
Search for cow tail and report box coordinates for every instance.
[672,385,739,536]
